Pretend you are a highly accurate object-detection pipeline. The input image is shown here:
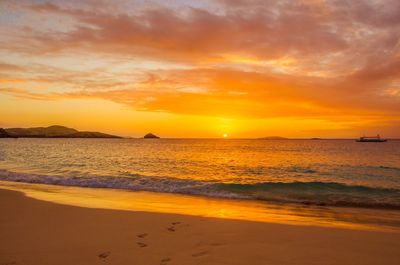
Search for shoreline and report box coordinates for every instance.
[1,181,400,232]
[1,188,400,265]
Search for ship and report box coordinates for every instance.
[356,135,387,142]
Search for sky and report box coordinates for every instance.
[0,0,399,138]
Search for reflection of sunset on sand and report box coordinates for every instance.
[3,181,400,231]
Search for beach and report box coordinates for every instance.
[1,188,400,265]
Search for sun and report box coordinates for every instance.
[223,133,228,138]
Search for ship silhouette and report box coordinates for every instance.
[356,134,387,142]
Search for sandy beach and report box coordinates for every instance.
[1,188,400,265]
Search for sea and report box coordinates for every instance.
[0,138,399,210]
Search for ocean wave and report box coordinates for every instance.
[219,182,400,209]
[0,169,240,198]
[1,169,399,210]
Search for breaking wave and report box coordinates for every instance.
[1,169,399,210]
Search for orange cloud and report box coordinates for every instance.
[1,67,398,120]
[0,0,399,136]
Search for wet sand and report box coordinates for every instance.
[1,188,400,265]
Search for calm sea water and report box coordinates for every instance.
[0,138,399,209]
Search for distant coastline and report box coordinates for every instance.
[258,136,289,140]
[1,127,398,140]
[0,125,121,138]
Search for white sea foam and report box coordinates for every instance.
[0,169,242,199]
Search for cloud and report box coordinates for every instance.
[0,63,24,72]
[12,1,351,64]
[2,66,398,120]
[0,0,399,131]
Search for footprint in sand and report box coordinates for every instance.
[137,233,148,238]
[192,251,208,258]
[98,251,110,260]
[167,221,182,232]
[137,242,148,248]
[160,257,171,265]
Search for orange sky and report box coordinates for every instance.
[0,0,399,138]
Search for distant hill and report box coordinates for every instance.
[59,131,120,138]
[0,128,11,138]
[258,136,289,140]
[6,125,78,137]
[4,125,121,138]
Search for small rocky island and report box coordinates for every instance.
[143,133,160,139]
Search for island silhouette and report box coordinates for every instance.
[143,133,160,139]
[0,125,121,138]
